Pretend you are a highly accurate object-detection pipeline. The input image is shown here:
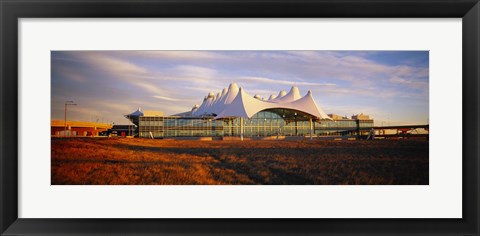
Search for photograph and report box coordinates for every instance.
[3,0,477,234]
[50,50,429,185]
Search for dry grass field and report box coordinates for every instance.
[51,138,428,185]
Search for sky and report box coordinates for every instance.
[51,51,429,125]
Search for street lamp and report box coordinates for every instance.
[64,101,77,137]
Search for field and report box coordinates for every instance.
[51,138,428,185]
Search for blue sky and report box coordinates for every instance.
[51,51,429,125]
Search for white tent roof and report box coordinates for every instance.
[193,97,208,116]
[277,90,287,98]
[125,107,144,126]
[127,107,143,117]
[194,83,240,116]
[191,83,331,120]
[221,87,228,96]
[214,87,330,120]
[270,86,301,103]
[223,83,240,104]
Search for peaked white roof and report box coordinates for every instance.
[270,86,301,103]
[193,83,240,116]
[223,83,240,104]
[221,87,228,96]
[127,107,143,117]
[193,97,208,116]
[125,107,144,126]
[214,87,330,120]
[189,83,331,120]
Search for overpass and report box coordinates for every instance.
[372,124,428,130]
[360,124,429,139]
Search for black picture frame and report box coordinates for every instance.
[1,0,479,235]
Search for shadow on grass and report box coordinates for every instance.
[109,142,428,185]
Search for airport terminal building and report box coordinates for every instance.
[126,83,373,139]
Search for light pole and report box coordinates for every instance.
[294,112,297,136]
[64,101,77,137]
[334,120,338,136]
[240,117,244,141]
[264,118,267,137]
[309,117,313,140]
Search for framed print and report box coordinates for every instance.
[1,0,479,235]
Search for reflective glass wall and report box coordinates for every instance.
[139,116,223,138]
[139,109,373,138]
[222,109,313,137]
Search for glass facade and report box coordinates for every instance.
[139,109,373,138]
[139,116,223,138]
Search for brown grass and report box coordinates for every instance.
[51,138,428,185]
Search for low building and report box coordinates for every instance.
[103,125,137,137]
[51,120,113,137]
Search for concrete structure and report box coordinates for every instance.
[143,110,164,117]
[352,113,370,120]
[328,113,347,120]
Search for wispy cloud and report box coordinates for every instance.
[56,66,88,83]
[135,82,167,95]
[238,76,336,87]
[389,76,428,90]
[51,50,429,125]
[115,51,226,61]
[77,52,147,75]
[153,95,181,101]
